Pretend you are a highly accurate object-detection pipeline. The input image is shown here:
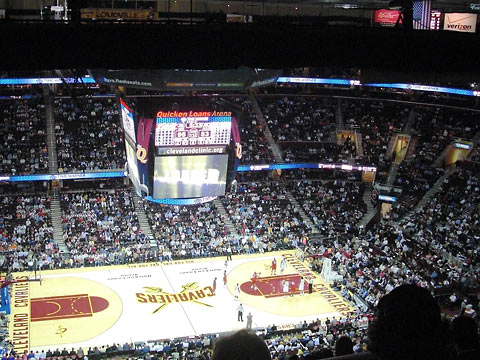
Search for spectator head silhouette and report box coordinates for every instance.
[335,336,354,356]
[368,284,449,360]
[212,329,270,360]
[451,315,480,359]
[304,348,334,359]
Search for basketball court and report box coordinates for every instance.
[9,250,353,353]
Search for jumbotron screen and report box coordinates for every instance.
[120,99,136,142]
[153,154,228,199]
[155,110,232,147]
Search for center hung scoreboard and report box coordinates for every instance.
[119,97,236,203]
[153,110,232,199]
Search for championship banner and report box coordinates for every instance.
[374,9,402,26]
[430,10,441,30]
[444,13,477,33]
[81,8,157,21]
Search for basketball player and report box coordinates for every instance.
[271,258,277,275]
[308,277,314,294]
[289,280,295,297]
[283,279,290,297]
[299,277,305,296]
[235,283,240,299]
[251,272,258,290]
[280,258,287,274]
[213,277,217,295]
[223,270,227,287]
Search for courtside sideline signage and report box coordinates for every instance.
[444,13,477,33]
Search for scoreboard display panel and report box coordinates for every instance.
[155,110,232,147]
[125,140,140,188]
[120,99,136,143]
[153,154,228,199]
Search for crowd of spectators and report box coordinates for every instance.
[341,99,409,168]
[54,97,126,172]
[265,314,370,359]
[288,179,366,236]
[415,106,480,145]
[21,313,370,360]
[234,97,275,164]
[0,194,57,273]
[281,143,345,164]
[258,96,336,142]
[143,200,231,259]
[60,190,151,266]
[388,106,480,220]
[224,181,311,250]
[399,165,480,291]
[470,143,480,163]
[0,97,49,175]
[305,224,408,309]
[0,89,480,359]
[391,158,444,219]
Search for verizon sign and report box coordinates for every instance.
[444,13,477,33]
[375,9,402,26]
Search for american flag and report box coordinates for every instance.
[413,0,432,30]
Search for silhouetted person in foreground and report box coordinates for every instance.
[368,284,451,360]
[451,315,480,360]
[212,329,270,360]
[335,336,354,356]
[305,348,334,359]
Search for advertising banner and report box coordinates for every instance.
[226,14,247,23]
[444,13,477,33]
[374,9,402,26]
[135,116,154,194]
[81,8,157,20]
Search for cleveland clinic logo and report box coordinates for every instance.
[136,282,215,313]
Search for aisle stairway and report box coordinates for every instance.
[395,170,452,224]
[403,108,417,135]
[404,137,417,161]
[250,94,284,163]
[43,86,58,173]
[357,184,377,228]
[385,135,397,161]
[214,198,240,238]
[50,194,69,254]
[336,98,344,129]
[43,86,67,253]
[386,163,399,186]
[132,189,154,242]
[285,191,320,234]
[362,183,374,213]
[467,129,480,161]
[355,133,364,158]
[433,141,454,168]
